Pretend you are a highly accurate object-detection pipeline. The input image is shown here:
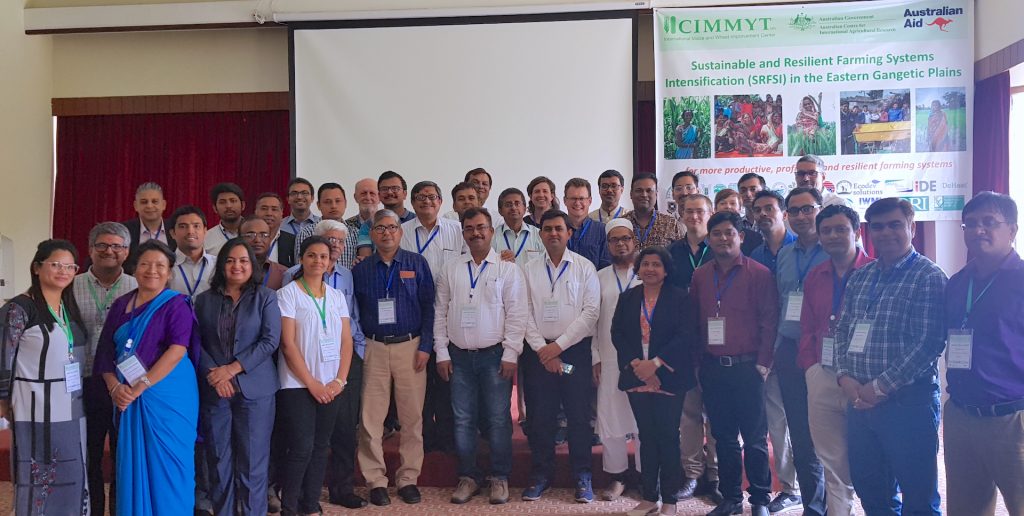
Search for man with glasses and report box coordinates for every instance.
[589,169,627,223]
[357,172,417,255]
[770,187,828,515]
[625,173,681,250]
[794,155,850,208]
[564,178,610,270]
[353,210,435,506]
[493,188,545,268]
[736,173,766,255]
[281,177,320,236]
[254,192,295,268]
[835,198,946,515]
[294,183,359,269]
[670,170,701,235]
[240,216,288,290]
[943,192,1024,515]
[73,222,138,516]
[434,207,527,505]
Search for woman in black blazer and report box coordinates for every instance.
[611,246,696,516]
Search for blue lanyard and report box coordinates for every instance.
[637,213,657,245]
[262,266,270,287]
[267,237,279,261]
[329,271,339,290]
[503,230,529,258]
[219,225,231,240]
[614,268,636,293]
[712,264,741,315]
[288,220,300,234]
[416,226,440,254]
[570,219,592,252]
[831,266,853,318]
[467,261,489,299]
[380,261,398,298]
[600,207,623,223]
[178,258,207,298]
[546,261,570,294]
[642,296,655,325]
[795,245,822,288]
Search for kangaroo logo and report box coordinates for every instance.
[927,17,953,31]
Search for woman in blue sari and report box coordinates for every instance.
[94,240,200,516]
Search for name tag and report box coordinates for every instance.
[848,321,871,354]
[946,329,973,370]
[821,337,835,367]
[785,291,804,322]
[64,362,81,393]
[116,354,148,386]
[708,317,726,346]
[542,298,560,322]
[319,334,340,362]
[378,298,397,324]
[460,304,479,328]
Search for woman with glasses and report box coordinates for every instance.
[194,238,281,516]
[94,239,201,516]
[0,239,89,514]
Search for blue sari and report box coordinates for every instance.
[113,289,198,516]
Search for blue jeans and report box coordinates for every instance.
[449,343,513,481]
[847,379,941,516]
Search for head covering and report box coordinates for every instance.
[605,218,634,236]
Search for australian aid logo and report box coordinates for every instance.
[903,6,963,30]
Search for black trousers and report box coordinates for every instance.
[521,340,594,482]
[776,338,827,516]
[84,375,116,516]
[422,353,454,451]
[277,388,341,515]
[327,355,363,498]
[700,359,771,506]
[628,391,685,504]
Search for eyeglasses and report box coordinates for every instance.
[961,218,1008,231]
[868,220,908,232]
[287,190,312,198]
[608,236,633,245]
[413,194,439,202]
[462,225,491,235]
[818,225,853,237]
[372,224,401,234]
[672,185,698,193]
[501,201,524,209]
[632,188,657,196]
[795,170,820,178]
[92,243,128,252]
[324,237,342,244]
[598,183,622,191]
[785,204,820,216]
[564,196,591,204]
[242,231,271,241]
[38,261,80,273]
[379,186,404,194]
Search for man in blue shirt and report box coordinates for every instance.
[352,209,435,507]
[564,178,610,270]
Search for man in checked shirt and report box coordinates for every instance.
[834,197,947,515]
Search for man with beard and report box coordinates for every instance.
[204,182,246,256]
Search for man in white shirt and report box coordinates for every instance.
[466,167,495,212]
[493,188,545,268]
[442,182,481,222]
[589,169,627,223]
[170,205,216,299]
[203,182,246,256]
[434,207,527,505]
[520,210,601,504]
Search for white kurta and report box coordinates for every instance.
[593,264,641,440]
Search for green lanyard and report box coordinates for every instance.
[299,278,328,331]
[46,302,74,359]
[87,276,122,314]
[962,273,999,328]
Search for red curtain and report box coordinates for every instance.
[54,111,290,260]
[636,100,657,175]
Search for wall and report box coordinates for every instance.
[0,2,52,294]
[975,0,1024,60]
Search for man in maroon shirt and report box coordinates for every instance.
[690,210,777,516]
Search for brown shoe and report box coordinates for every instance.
[488,477,509,505]
[600,480,626,501]
[450,477,479,504]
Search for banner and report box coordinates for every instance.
[654,0,973,220]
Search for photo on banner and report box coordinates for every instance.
[654,0,974,220]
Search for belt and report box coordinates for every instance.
[449,342,502,353]
[953,397,1024,418]
[703,353,758,367]
[369,333,419,344]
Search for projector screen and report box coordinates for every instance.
[292,14,635,218]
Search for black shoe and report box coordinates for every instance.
[704,480,724,505]
[706,500,743,516]
[751,504,770,516]
[369,487,391,506]
[397,485,422,504]
[767,493,801,513]
[554,426,568,445]
[692,476,713,496]
[329,492,367,509]
[676,478,698,500]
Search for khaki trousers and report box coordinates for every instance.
[805,365,856,516]
[943,399,1024,516]
[357,338,427,489]
[679,385,718,481]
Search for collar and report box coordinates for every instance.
[546,249,576,268]
[139,218,164,234]
[966,249,1022,275]
[84,267,125,287]
[461,249,499,265]
[712,253,745,273]
[795,238,823,253]
[878,246,918,270]
[499,221,530,235]
[372,248,406,267]
[175,249,211,266]
[824,248,874,277]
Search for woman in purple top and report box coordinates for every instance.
[94,240,200,516]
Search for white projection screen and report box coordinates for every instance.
[292,14,636,217]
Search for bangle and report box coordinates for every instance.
[652,357,663,368]
[139,375,152,387]
[332,378,347,389]
[109,384,122,396]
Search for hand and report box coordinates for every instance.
[543,357,564,375]
[755,365,769,380]
[838,375,865,406]
[632,359,659,382]
[112,384,139,411]
[437,360,453,382]
[206,363,240,387]
[499,250,515,262]
[414,351,431,372]
[592,362,601,387]
[352,254,367,267]
[307,381,333,404]
[643,374,662,390]
[214,380,235,399]
[537,342,562,364]
[857,381,885,407]
[326,380,345,398]
[499,360,517,381]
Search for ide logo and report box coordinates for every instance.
[915,180,937,192]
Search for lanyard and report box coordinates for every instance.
[689,245,708,271]
[145,224,163,242]
[219,225,232,240]
[262,264,271,287]
[380,261,398,298]
[600,207,623,223]
[642,296,656,326]
[416,226,440,254]
[288,220,300,234]
[329,271,339,290]
[831,266,853,319]
[867,252,918,312]
[87,276,122,314]
[178,258,207,298]
[46,302,74,359]
[503,230,529,258]
[570,219,592,251]
[637,213,657,245]
[299,277,328,330]
[467,261,489,299]
[795,246,822,288]
[267,237,279,260]
[546,261,570,294]
[962,273,1000,328]
[614,267,636,293]
[712,265,741,315]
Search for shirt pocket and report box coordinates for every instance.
[485,277,503,307]
[564,281,580,306]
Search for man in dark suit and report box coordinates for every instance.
[121,182,176,273]
[254,192,295,267]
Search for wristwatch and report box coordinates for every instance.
[139,375,152,387]
[652,357,664,369]
[871,379,887,398]
[332,378,347,390]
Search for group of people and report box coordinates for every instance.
[840,96,911,154]
[1,158,1022,516]
[714,94,783,156]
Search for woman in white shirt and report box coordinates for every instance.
[276,236,354,516]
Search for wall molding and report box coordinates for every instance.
[976,38,1024,81]
[52,92,290,116]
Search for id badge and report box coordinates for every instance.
[64,362,82,393]
[820,337,835,367]
[848,321,871,354]
[460,304,479,328]
[785,291,804,322]
[946,329,973,370]
[542,298,560,322]
[116,354,148,386]
[708,317,726,346]
[378,298,397,325]
[319,333,340,362]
